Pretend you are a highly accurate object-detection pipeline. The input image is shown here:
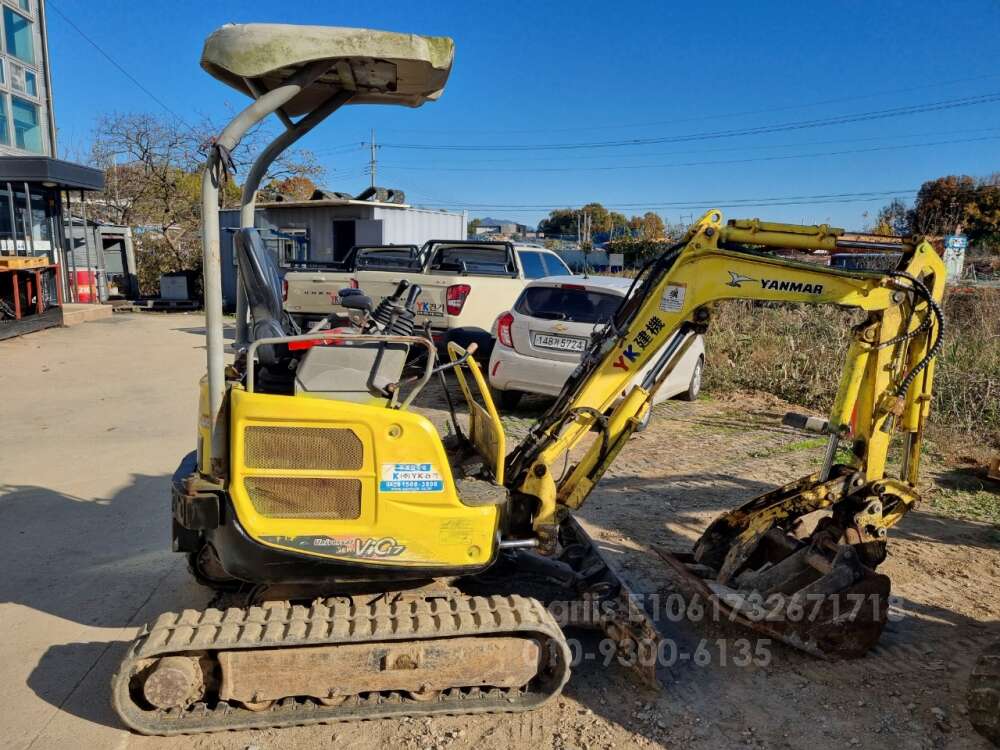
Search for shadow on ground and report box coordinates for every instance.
[0,476,207,731]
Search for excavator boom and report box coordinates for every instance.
[503,209,945,656]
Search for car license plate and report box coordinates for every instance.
[532,332,587,352]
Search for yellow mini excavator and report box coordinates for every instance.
[112,23,946,735]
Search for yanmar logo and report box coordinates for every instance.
[727,271,823,295]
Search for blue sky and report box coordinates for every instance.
[47,0,1000,230]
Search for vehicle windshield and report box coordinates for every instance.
[427,244,515,275]
[514,285,622,324]
[355,246,422,271]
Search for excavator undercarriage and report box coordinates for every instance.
[113,594,570,734]
[113,22,947,735]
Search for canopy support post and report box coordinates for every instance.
[234,88,353,348]
[201,60,333,479]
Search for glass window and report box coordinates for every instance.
[10,61,24,93]
[355,246,422,271]
[4,8,34,64]
[23,69,34,96]
[11,95,41,153]
[0,185,12,252]
[276,227,308,266]
[515,285,622,324]
[541,252,571,276]
[518,251,548,279]
[18,0,31,13]
[428,244,514,275]
[29,186,51,243]
[0,59,5,86]
[12,183,28,250]
[0,96,9,145]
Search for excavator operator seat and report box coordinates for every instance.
[234,227,408,404]
[234,228,293,341]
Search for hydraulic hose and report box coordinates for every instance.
[885,270,945,397]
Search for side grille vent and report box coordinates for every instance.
[244,426,363,471]
[244,476,362,519]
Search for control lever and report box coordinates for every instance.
[782,412,831,434]
[404,283,422,312]
[389,278,410,302]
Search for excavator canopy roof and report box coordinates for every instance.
[200,24,454,115]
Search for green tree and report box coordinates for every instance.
[877,175,1000,249]
[909,176,978,236]
[639,211,665,240]
[965,174,1000,249]
[89,111,324,294]
[468,217,482,235]
[538,208,578,236]
[261,174,319,202]
[872,198,911,236]
[580,202,610,234]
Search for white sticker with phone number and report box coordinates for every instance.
[380,463,444,492]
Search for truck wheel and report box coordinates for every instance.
[969,638,1000,746]
[678,356,703,402]
[497,390,523,411]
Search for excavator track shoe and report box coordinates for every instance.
[112,594,570,735]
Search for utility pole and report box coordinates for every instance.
[369,128,377,189]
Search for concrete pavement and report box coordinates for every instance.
[0,314,213,750]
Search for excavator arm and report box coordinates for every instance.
[500,209,944,657]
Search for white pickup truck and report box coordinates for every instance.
[284,241,573,346]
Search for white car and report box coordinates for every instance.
[488,276,705,421]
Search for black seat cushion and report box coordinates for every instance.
[233,228,298,365]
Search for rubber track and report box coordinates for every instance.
[969,638,1000,746]
[112,593,571,735]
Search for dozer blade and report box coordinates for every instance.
[654,539,890,659]
[112,593,571,735]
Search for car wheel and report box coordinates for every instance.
[678,356,703,402]
[497,389,523,411]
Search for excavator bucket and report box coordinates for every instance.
[655,547,890,659]
[654,466,895,659]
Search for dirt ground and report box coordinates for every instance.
[2,313,998,749]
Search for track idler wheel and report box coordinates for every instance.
[142,656,206,710]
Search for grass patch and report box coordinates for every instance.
[748,436,829,459]
[703,289,1000,449]
[925,487,1000,525]
[785,437,828,452]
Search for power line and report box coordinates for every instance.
[408,188,918,211]
[373,92,1000,152]
[47,0,194,130]
[379,134,1000,173]
[376,71,1000,136]
[372,126,1000,166]
[311,143,368,156]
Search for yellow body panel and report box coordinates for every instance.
[227,387,498,568]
